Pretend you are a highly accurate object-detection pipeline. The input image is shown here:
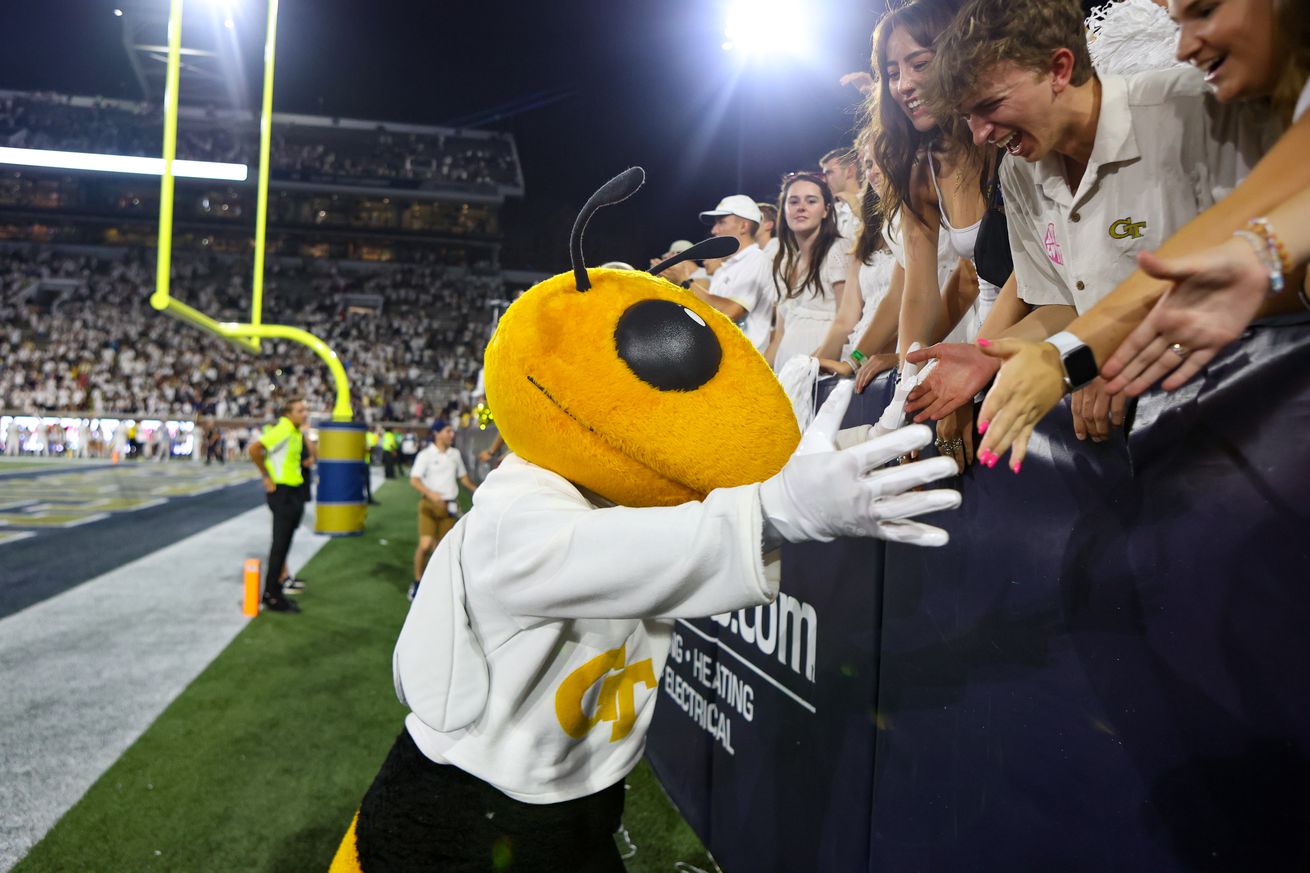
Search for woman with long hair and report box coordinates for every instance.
[762,172,851,371]
[868,0,994,354]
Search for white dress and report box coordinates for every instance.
[842,249,897,358]
[883,208,982,343]
[772,240,852,372]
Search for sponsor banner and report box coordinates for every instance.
[649,380,896,873]
[650,317,1310,872]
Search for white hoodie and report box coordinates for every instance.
[395,454,777,804]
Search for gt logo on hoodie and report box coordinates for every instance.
[555,644,657,742]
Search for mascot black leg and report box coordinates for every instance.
[349,731,627,872]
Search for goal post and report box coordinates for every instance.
[149,0,353,423]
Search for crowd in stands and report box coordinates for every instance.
[0,247,500,422]
[0,92,521,191]
[0,93,245,165]
[647,0,1308,473]
[272,125,518,189]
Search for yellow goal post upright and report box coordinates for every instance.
[148,0,352,423]
[149,0,368,535]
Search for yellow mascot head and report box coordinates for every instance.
[484,168,799,507]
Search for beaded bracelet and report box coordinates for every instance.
[1232,228,1284,294]
[1247,217,1293,275]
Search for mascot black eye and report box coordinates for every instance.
[615,299,722,391]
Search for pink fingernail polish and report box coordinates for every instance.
[1011,461,1022,474]
[977,338,992,347]
[987,454,999,469]
[979,450,993,465]
[978,420,989,434]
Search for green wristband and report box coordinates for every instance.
[850,349,867,364]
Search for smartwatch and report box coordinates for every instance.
[1045,330,1098,391]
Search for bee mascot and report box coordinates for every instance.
[330,168,961,872]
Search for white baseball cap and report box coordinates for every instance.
[667,239,695,254]
[699,194,762,225]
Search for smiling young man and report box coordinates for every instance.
[924,0,1277,443]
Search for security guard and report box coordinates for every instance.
[249,396,310,614]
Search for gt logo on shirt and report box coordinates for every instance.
[1108,217,1147,240]
[555,643,657,743]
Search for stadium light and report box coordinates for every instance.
[113,8,124,16]
[722,0,813,59]
[0,147,248,182]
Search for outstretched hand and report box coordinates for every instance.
[904,342,999,422]
[1101,242,1270,396]
[974,338,1066,472]
[759,380,962,546]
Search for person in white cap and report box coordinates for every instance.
[658,194,776,352]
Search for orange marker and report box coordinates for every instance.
[242,559,261,617]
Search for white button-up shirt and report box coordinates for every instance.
[710,242,774,351]
[1002,68,1277,314]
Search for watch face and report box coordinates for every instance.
[1063,344,1098,390]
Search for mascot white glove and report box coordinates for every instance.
[760,379,961,546]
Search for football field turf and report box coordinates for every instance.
[12,480,715,873]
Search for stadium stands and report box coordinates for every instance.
[0,245,502,422]
[0,89,528,429]
[0,91,524,194]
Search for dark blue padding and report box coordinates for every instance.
[646,315,1310,873]
[316,457,365,504]
[648,376,897,873]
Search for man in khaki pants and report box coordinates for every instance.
[409,419,477,601]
